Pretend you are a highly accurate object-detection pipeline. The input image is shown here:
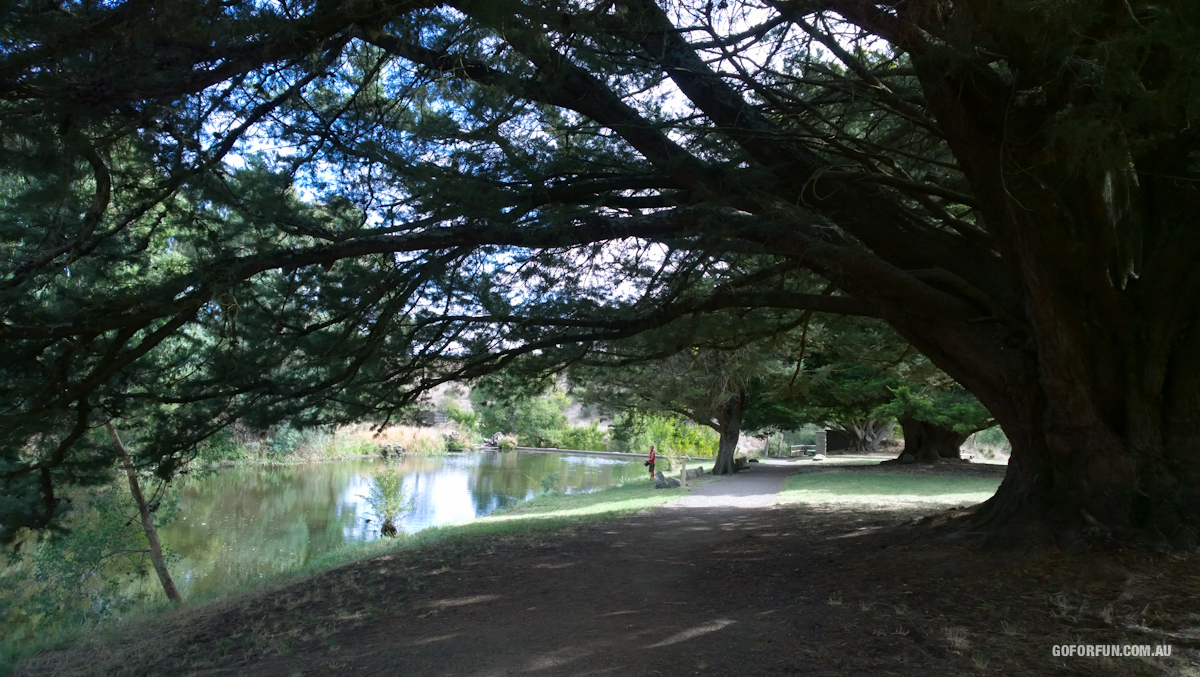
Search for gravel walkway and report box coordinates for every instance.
[665,461,797,509]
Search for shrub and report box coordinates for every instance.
[265,424,304,456]
[608,412,717,458]
[329,434,376,456]
[550,422,608,451]
[195,429,242,465]
[0,476,180,640]
[363,464,414,537]
[443,401,480,430]
[472,385,571,446]
[444,430,470,452]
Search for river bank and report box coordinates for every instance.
[1,460,717,673]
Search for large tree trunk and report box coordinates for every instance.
[908,44,1200,547]
[891,417,970,464]
[105,422,183,605]
[629,1,1200,548]
[878,227,1200,548]
[834,418,895,454]
[710,390,746,475]
[967,351,1200,550]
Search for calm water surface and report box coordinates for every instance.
[162,451,643,595]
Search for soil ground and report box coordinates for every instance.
[16,460,1200,676]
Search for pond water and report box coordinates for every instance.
[162,451,644,596]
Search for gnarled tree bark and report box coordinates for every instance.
[890,417,970,464]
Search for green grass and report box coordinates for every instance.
[777,469,1001,510]
[778,454,899,466]
[486,476,699,521]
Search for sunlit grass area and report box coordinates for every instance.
[486,466,717,522]
[777,469,1002,510]
[774,453,899,466]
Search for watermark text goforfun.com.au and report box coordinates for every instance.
[1053,644,1173,658]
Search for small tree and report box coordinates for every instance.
[364,464,414,538]
[105,422,182,604]
[606,411,719,461]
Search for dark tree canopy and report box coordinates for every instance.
[3,0,1199,548]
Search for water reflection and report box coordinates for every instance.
[162,451,642,596]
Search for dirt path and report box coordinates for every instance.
[340,464,817,676]
[19,462,1199,676]
[668,461,793,509]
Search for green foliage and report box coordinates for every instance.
[470,374,572,447]
[443,401,480,430]
[873,386,994,435]
[759,425,823,456]
[194,430,243,466]
[511,393,570,447]
[573,340,783,433]
[547,422,608,452]
[743,319,991,448]
[773,350,901,431]
[363,464,414,537]
[607,412,717,458]
[197,425,379,465]
[337,437,379,456]
[266,424,305,457]
[787,425,822,446]
[0,475,179,641]
[443,431,470,452]
[540,472,560,494]
[973,426,1012,450]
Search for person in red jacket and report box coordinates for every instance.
[646,445,656,479]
